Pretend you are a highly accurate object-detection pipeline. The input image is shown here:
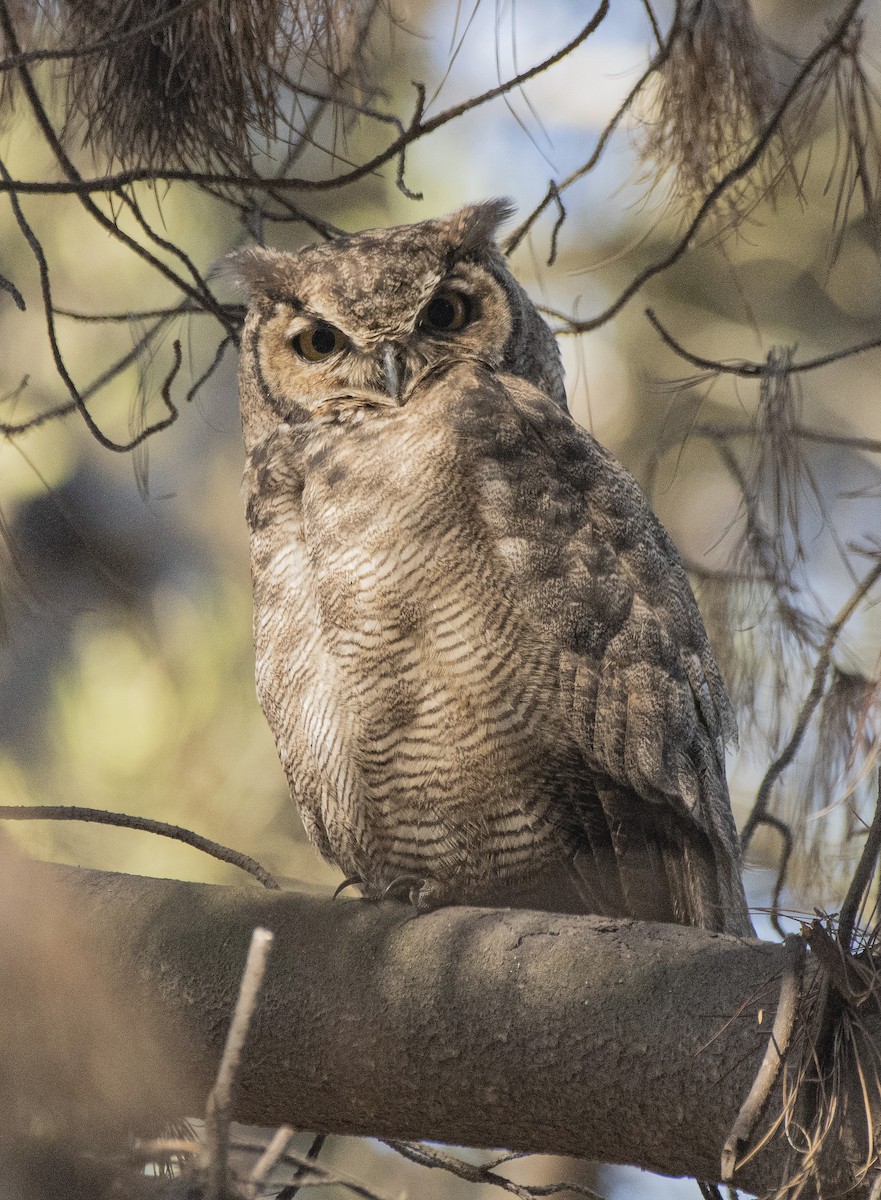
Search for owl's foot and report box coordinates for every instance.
[382,875,444,913]
[333,875,363,900]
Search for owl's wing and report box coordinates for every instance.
[469,374,752,935]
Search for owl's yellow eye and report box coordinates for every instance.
[421,290,471,333]
[292,322,347,361]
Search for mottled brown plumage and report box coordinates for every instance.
[231,201,753,935]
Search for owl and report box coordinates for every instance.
[230,200,753,936]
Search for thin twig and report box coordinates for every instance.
[186,334,233,404]
[0,398,77,437]
[54,303,235,322]
[0,269,24,309]
[721,933,805,1181]
[691,419,881,456]
[741,557,881,853]
[559,0,866,332]
[276,1132,327,1200]
[204,927,275,1200]
[0,3,610,201]
[0,154,138,450]
[546,183,566,266]
[641,0,664,47]
[0,312,185,439]
[386,1141,603,1199]
[645,306,881,377]
[0,0,236,338]
[754,814,795,938]
[839,773,881,951]
[0,804,280,889]
[505,20,674,255]
[232,1138,391,1199]
[117,187,231,326]
[247,1125,295,1196]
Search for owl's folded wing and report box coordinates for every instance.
[491,377,752,933]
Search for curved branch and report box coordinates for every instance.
[0,0,234,335]
[0,805,280,889]
[561,0,866,333]
[504,15,679,256]
[741,557,881,853]
[645,306,881,377]
[0,3,610,200]
[721,932,805,1181]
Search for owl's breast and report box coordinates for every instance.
[249,393,585,888]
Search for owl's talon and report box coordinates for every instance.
[333,875,363,900]
[382,874,425,905]
[382,875,445,912]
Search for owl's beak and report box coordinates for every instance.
[380,343,406,402]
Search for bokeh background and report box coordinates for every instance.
[2,0,881,1194]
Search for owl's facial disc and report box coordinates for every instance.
[252,260,515,422]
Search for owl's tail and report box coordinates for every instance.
[570,784,754,936]
[658,814,754,936]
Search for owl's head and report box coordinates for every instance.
[229,200,566,441]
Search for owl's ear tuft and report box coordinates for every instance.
[222,245,298,301]
[444,198,515,255]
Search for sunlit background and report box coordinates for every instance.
[2,0,881,1194]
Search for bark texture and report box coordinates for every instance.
[28,863,881,1196]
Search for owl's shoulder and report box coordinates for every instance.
[434,365,668,552]
[431,364,736,762]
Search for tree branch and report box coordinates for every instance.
[0,4,610,200]
[559,0,866,333]
[27,862,881,1198]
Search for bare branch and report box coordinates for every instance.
[641,0,663,48]
[275,1131,327,1200]
[0,3,611,201]
[839,775,881,952]
[741,557,881,854]
[691,418,881,456]
[645,306,881,377]
[53,303,228,323]
[0,0,236,333]
[0,398,78,437]
[204,927,274,1200]
[186,334,234,405]
[722,933,805,1182]
[0,154,154,451]
[0,268,24,309]
[753,815,795,938]
[0,804,280,889]
[387,1141,602,1199]
[560,0,867,332]
[247,1125,294,1194]
[505,24,675,255]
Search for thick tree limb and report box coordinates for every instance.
[30,863,881,1197]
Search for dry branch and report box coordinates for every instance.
[24,861,881,1198]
